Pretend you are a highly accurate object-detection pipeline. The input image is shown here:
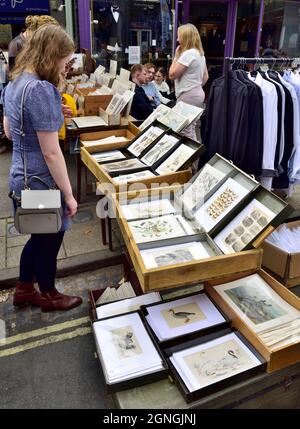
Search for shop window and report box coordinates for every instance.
[261,0,300,58]
[234,0,260,58]
[91,0,173,69]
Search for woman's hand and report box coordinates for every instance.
[62,104,72,118]
[65,195,78,217]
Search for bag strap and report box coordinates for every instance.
[20,80,54,190]
[20,79,35,189]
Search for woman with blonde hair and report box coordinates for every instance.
[169,23,209,141]
[8,15,59,70]
[2,24,82,312]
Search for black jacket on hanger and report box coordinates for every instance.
[234,70,264,176]
[203,72,255,173]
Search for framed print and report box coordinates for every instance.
[113,170,156,184]
[91,150,126,163]
[145,293,226,341]
[141,135,180,166]
[158,110,189,132]
[212,273,300,333]
[180,164,226,212]
[141,241,211,269]
[214,199,276,254]
[156,144,196,175]
[102,158,146,173]
[194,177,249,232]
[128,214,195,244]
[120,198,177,220]
[127,126,165,157]
[140,105,171,131]
[96,292,162,320]
[93,312,164,383]
[172,102,204,125]
[170,332,262,392]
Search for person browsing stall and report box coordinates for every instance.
[142,63,161,109]
[2,25,82,312]
[169,23,209,141]
[130,64,154,120]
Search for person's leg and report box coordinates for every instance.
[13,236,44,308]
[177,88,205,142]
[31,232,82,312]
[31,231,65,292]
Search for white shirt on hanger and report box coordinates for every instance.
[266,71,285,169]
[111,6,120,23]
[248,72,278,190]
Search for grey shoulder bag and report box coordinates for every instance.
[13,80,63,234]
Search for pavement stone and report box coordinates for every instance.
[0,238,5,269]
[0,219,5,237]
[7,234,30,248]
[6,246,23,269]
[63,222,107,257]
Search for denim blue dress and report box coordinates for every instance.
[2,72,71,231]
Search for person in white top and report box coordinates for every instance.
[169,23,209,141]
[153,67,171,104]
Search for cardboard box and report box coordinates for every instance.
[204,268,300,372]
[261,220,300,288]
[76,87,113,116]
[99,107,121,126]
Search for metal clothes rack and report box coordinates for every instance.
[223,57,300,157]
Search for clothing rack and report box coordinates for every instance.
[223,57,300,159]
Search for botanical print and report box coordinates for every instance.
[111,325,142,359]
[224,285,287,325]
[129,214,192,243]
[128,126,164,156]
[184,339,254,384]
[102,158,145,173]
[181,165,226,212]
[141,135,179,166]
[156,144,195,174]
[161,302,206,328]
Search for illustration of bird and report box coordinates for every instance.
[169,308,196,323]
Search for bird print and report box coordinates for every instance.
[169,308,196,324]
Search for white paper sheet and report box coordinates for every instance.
[156,144,195,175]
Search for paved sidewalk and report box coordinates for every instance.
[0,149,122,289]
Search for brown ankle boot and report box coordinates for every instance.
[40,288,82,312]
[13,281,45,308]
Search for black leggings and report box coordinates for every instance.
[19,232,65,293]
